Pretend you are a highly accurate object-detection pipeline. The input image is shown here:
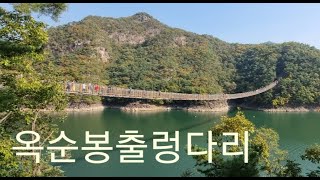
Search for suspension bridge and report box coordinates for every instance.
[65,79,279,101]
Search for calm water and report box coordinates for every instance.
[57,109,320,177]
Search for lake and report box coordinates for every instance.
[57,109,320,177]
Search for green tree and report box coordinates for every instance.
[277,160,302,177]
[11,3,67,21]
[301,144,320,177]
[276,144,320,177]
[189,111,287,177]
[0,3,67,177]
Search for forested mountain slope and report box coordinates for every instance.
[44,12,320,107]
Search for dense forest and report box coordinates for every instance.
[1,5,320,177]
[45,12,320,108]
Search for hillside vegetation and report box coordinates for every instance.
[45,12,320,107]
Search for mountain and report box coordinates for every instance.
[44,12,320,107]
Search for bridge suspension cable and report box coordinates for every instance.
[64,80,279,101]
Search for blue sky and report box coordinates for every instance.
[1,3,320,49]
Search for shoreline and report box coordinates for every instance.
[65,103,320,113]
[65,102,231,113]
[237,105,320,112]
[65,104,106,112]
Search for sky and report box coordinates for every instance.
[1,3,320,49]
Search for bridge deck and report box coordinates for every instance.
[65,80,278,101]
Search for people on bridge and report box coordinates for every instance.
[88,83,93,93]
[82,83,86,93]
[94,84,100,94]
[100,86,105,95]
[71,81,75,92]
[66,82,71,92]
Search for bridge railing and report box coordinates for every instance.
[64,80,278,101]
[225,80,278,99]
